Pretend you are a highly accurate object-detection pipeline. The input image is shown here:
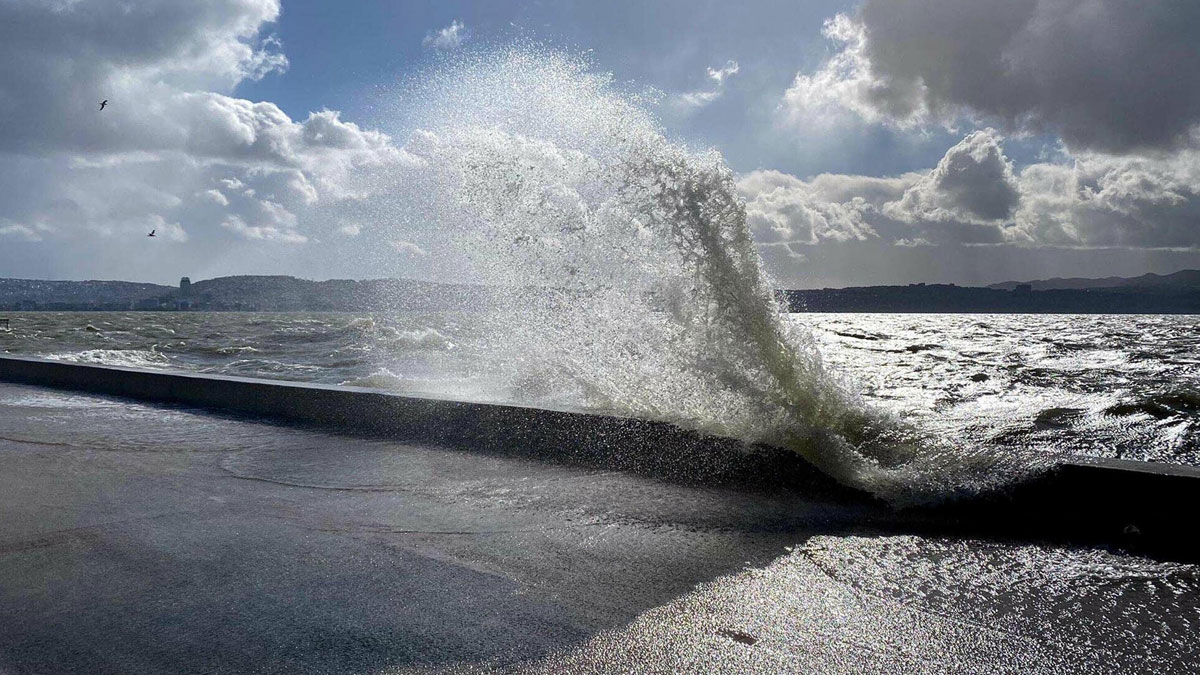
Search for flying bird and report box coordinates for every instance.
[147,229,156,237]
[99,100,107,111]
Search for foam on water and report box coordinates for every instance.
[44,348,170,369]
[381,49,1041,502]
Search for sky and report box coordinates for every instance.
[2,0,1200,288]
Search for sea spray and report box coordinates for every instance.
[384,48,1042,501]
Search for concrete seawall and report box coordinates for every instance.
[0,355,841,492]
[1,354,1197,561]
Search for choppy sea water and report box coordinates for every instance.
[806,313,1200,466]
[2,311,1198,470]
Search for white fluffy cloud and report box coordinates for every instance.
[739,169,887,246]
[676,60,740,109]
[782,1,1200,153]
[741,131,1200,252]
[781,14,929,130]
[0,0,288,155]
[0,0,414,279]
[423,20,467,50]
[221,215,306,244]
[1012,151,1200,249]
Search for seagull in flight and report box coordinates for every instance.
[99,99,107,111]
[147,229,156,237]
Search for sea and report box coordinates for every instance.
[3,310,1198,475]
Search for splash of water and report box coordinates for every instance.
[384,48,1039,502]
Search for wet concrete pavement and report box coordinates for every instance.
[0,381,1196,673]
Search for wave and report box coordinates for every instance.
[1105,391,1200,420]
[340,368,408,390]
[43,348,170,369]
[378,48,1038,502]
[216,345,260,355]
[205,359,324,376]
[386,327,453,350]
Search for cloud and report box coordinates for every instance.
[676,60,740,109]
[885,129,1020,224]
[0,0,419,279]
[147,216,189,243]
[201,189,230,207]
[781,15,929,129]
[0,0,288,156]
[706,60,740,86]
[0,222,42,242]
[390,240,428,256]
[738,169,885,245]
[170,98,403,170]
[741,131,1200,252]
[784,1,1200,153]
[221,215,306,244]
[1013,150,1200,249]
[219,177,246,192]
[423,20,467,50]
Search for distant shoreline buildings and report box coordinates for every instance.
[0,275,478,313]
[3,273,1200,313]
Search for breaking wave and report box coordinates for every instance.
[44,348,170,369]
[378,48,1038,502]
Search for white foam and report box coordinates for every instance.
[43,348,170,369]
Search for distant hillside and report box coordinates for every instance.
[7,272,1200,314]
[0,275,481,311]
[187,276,479,312]
[0,278,172,309]
[989,269,1200,291]
[782,279,1200,314]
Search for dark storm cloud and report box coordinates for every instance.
[764,3,1200,279]
[887,130,1020,224]
[791,0,1200,154]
